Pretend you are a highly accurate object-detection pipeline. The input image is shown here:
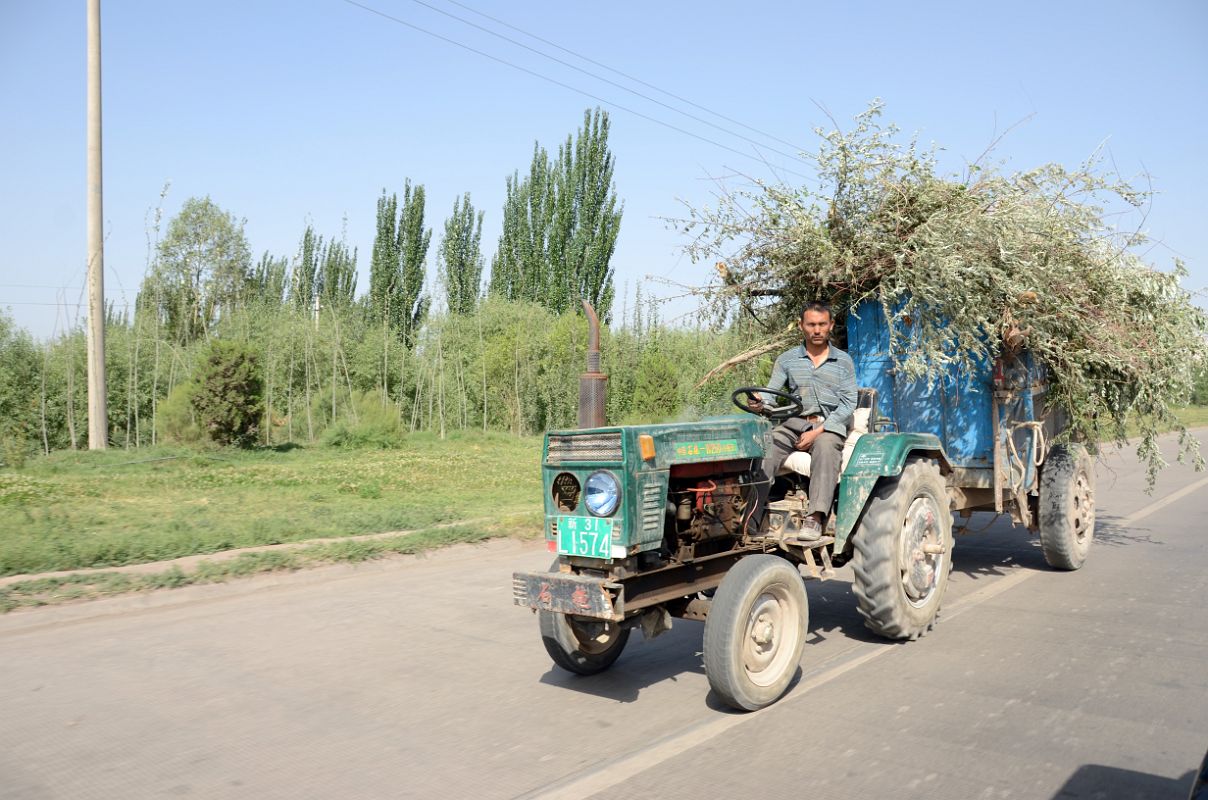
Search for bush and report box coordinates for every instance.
[155,380,203,445]
[191,341,264,447]
[0,425,30,469]
[1193,366,1208,406]
[321,392,405,448]
[626,347,681,423]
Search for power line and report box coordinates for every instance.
[0,283,85,290]
[440,0,810,155]
[401,0,811,164]
[1,301,132,307]
[339,0,810,179]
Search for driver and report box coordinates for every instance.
[746,301,857,539]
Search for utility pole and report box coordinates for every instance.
[86,0,107,449]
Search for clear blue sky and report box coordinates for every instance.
[2,0,1205,339]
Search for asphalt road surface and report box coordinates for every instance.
[2,433,1206,799]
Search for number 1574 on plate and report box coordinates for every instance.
[556,516,614,559]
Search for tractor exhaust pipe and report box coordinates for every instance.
[578,301,607,429]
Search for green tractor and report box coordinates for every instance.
[513,303,1095,711]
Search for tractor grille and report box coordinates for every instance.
[546,433,623,464]
[641,480,664,538]
[511,574,529,606]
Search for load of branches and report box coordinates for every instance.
[684,102,1207,484]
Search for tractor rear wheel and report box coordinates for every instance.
[703,554,808,711]
[852,459,952,640]
[539,611,629,675]
[1038,443,1095,570]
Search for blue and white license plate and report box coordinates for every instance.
[556,516,614,559]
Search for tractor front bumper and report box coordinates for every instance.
[511,570,623,621]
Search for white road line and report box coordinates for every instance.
[1119,473,1208,525]
[528,567,1035,800]
[526,475,1206,800]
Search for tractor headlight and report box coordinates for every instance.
[584,471,620,517]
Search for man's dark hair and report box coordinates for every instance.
[800,300,833,320]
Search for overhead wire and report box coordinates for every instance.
[399,0,811,164]
[339,0,810,179]
[440,0,810,155]
[0,301,133,308]
[0,283,84,290]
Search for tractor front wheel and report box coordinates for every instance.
[852,459,953,640]
[703,554,808,711]
[539,611,629,675]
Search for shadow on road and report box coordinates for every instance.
[1051,764,1193,800]
[945,509,1165,584]
[803,579,886,644]
[537,623,705,703]
[532,507,1160,707]
[946,512,1048,581]
[1092,514,1167,549]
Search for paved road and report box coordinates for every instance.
[2,434,1206,799]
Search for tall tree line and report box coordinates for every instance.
[490,108,622,321]
[0,108,642,459]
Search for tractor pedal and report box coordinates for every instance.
[784,534,835,546]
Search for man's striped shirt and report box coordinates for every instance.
[764,343,858,436]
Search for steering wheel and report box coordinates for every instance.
[731,386,804,422]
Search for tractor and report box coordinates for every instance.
[512,301,1095,711]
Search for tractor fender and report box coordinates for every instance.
[834,433,951,550]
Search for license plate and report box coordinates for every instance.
[556,516,614,559]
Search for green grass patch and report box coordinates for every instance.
[0,433,543,576]
[1175,406,1208,430]
[1119,406,1208,440]
[0,513,539,613]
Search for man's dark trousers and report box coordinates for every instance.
[752,416,845,525]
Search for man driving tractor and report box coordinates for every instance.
[746,301,858,539]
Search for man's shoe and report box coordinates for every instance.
[790,515,823,542]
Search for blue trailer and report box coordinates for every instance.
[828,300,1096,640]
[513,301,1097,710]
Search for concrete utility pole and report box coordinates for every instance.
[86,0,107,449]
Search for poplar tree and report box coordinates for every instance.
[367,184,431,343]
[491,145,552,303]
[251,252,287,306]
[292,226,321,311]
[440,193,485,315]
[490,109,622,320]
[318,238,357,310]
[553,108,622,319]
[368,191,399,327]
[396,180,432,344]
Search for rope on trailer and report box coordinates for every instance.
[1004,420,1047,496]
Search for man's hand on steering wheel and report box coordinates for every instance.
[730,387,803,421]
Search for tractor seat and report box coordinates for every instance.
[778,388,878,479]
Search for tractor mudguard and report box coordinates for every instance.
[834,433,950,549]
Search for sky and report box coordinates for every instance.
[2,0,1206,340]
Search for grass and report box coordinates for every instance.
[0,431,544,578]
[0,518,541,613]
[1175,406,1208,430]
[1117,406,1208,440]
[2,410,1204,613]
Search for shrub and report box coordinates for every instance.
[626,346,681,423]
[1193,366,1208,406]
[191,341,264,447]
[322,391,405,448]
[155,380,203,445]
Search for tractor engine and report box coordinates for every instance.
[668,471,748,545]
